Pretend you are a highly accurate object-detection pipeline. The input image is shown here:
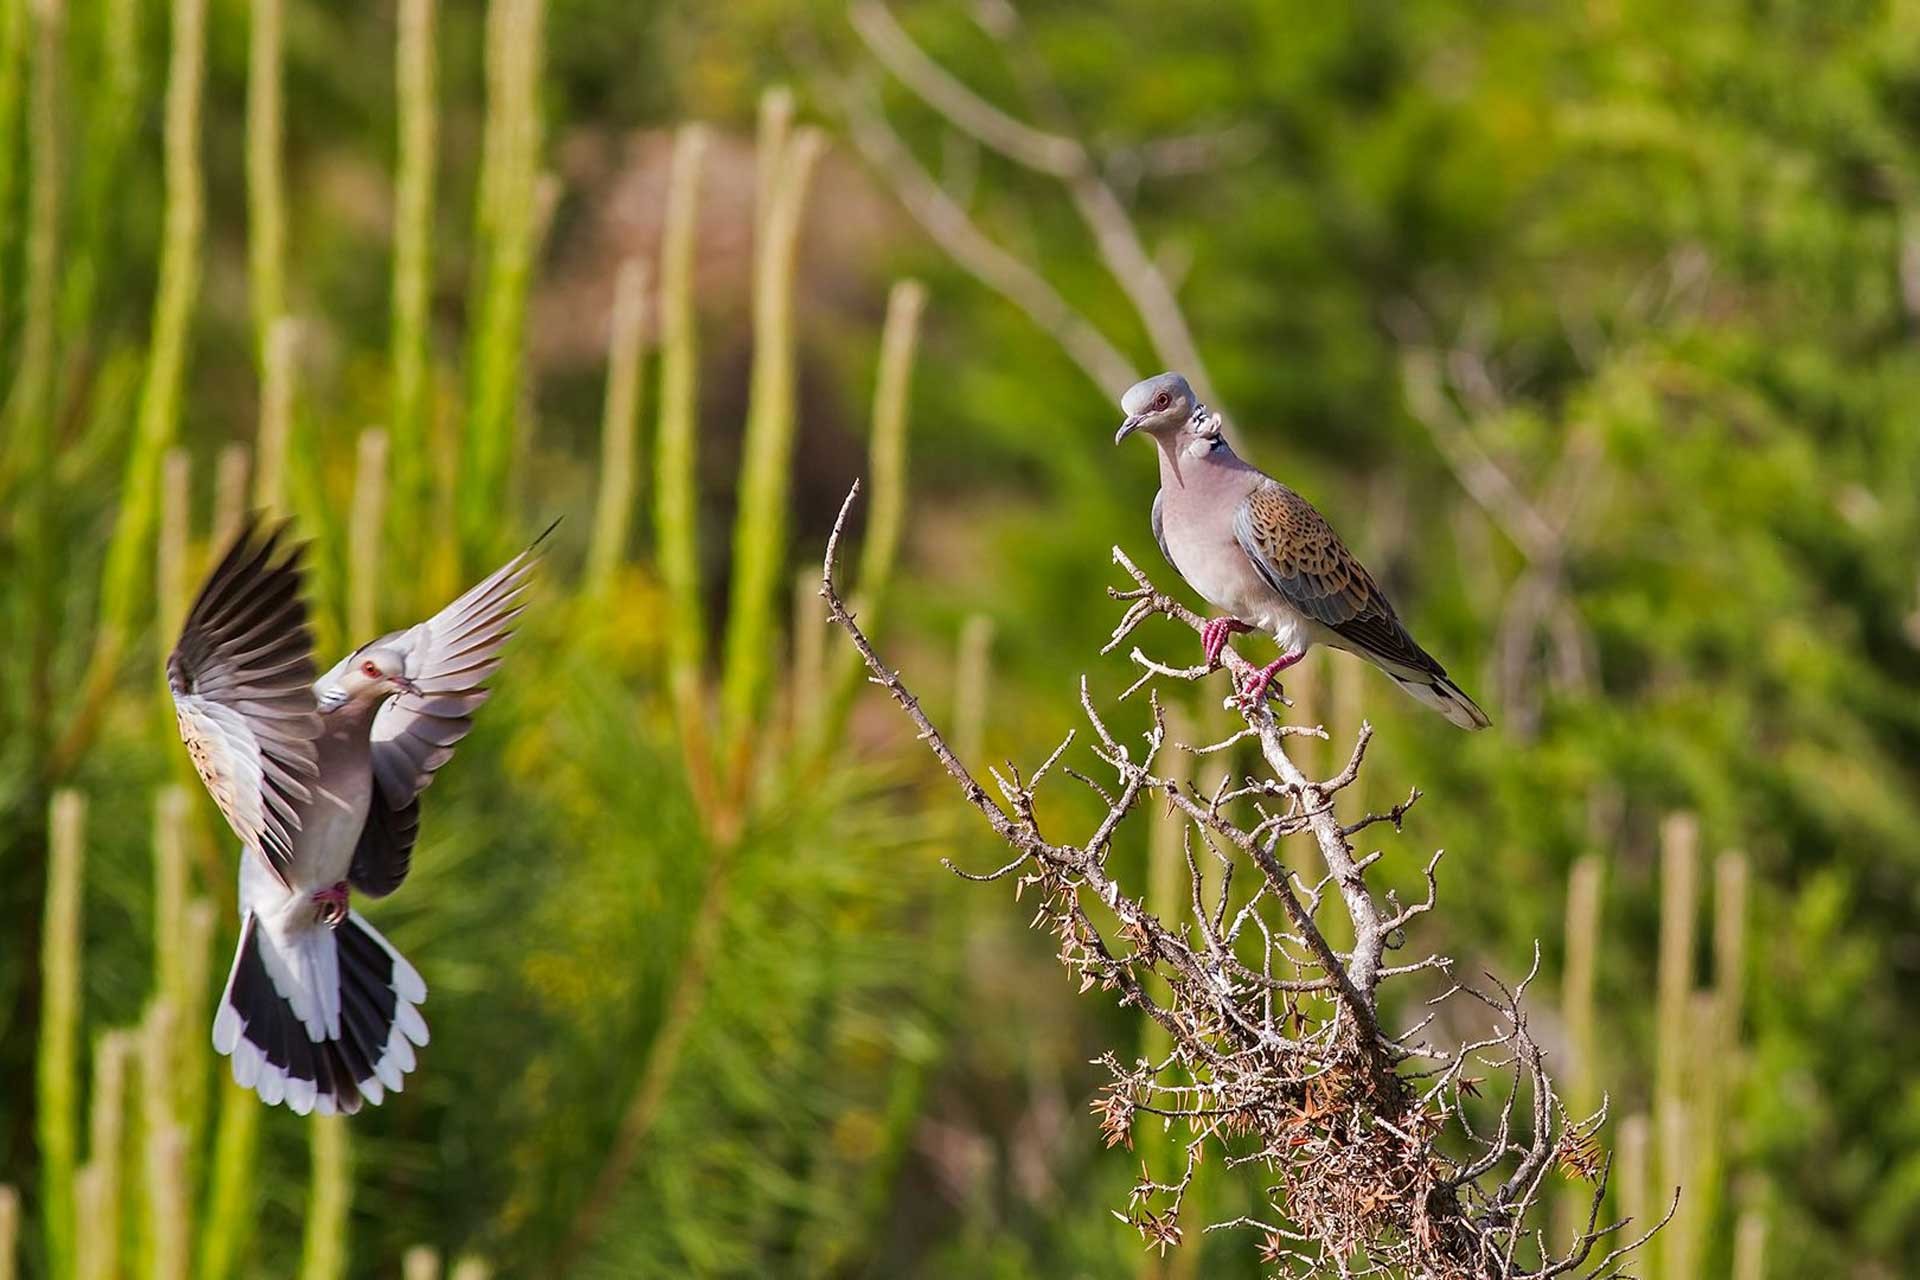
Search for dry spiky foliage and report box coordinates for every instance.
[821,484,1670,1278]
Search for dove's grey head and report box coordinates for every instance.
[317,644,419,715]
[1114,372,1206,444]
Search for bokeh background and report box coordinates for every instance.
[3,0,1919,1275]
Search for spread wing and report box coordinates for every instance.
[167,516,321,886]
[1231,480,1446,678]
[349,529,549,896]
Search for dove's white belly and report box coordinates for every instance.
[1162,511,1321,657]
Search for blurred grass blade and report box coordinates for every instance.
[809,277,925,760]
[1732,1208,1768,1280]
[461,0,547,567]
[350,428,390,638]
[157,448,190,675]
[145,1121,189,1280]
[137,998,177,1274]
[1654,812,1697,1279]
[198,1078,262,1280]
[55,0,141,359]
[75,0,206,765]
[403,1245,440,1280]
[300,1116,353,1280]
[719,121,825,765]
[586,256,650,594]
[0,0,25,358]
[390,0,438,551]
[1555,852,1603,1248]
[254,317,298,514]
[952,615,992,766]
[211,443,252,553]
[652,122,710,784]
[0,1183,17,1280]
[37,789,85,1279]
[84,1029,132,1280]
[246,0,285,357]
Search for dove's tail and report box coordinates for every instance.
[1390,670,1492,732]
[212,906,429,1115]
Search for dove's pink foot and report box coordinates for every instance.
[1239,649,1305,709]
[1201,617,1254,669]
[312,881,350,928]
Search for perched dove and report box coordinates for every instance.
[1116,372,1489,730]
[168,516,548,1115]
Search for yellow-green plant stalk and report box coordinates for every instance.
[197,1079,262,1280]
[8,0,60,466]
[0,1182,17,1280]
[0,0,25,350]
[212,443,251,553]
[153,787,189,1015]
[82,0,206,742]
[300,1116,353,1280]
[953,615,993,766]
[448,1258,491,1280]
[1617,1112,1649,1244]
[254,317,299,514]
[85,1029,133,1280]
[136,998,177,1276]
[461,0,546,565]
[74,1164,108,1280]
[390,0,437,552]
[10,0,62,759]
[1732,1208,1767,1280]
[809,277,926,758]
[177,897,216,1152]
[158,449,191,661]
[1555,853,1604,1246]
[719,124,826,760]
[38,788,85,1278]
[246,0,285,358]
[755,87,793,239]
[652,122,710,773]
[789,566,825,737]
[55,0,140,357]
[1654,812,1698,1280]
[350,429,390,637]
[586,257,650,593]
[145,1121,189,1280]
[404,1245,441,1280]
[1693,849,1750,1260]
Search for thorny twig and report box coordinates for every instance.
[822,483,1660,1278]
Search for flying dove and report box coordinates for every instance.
[168,516,548,1114]
[1116,372,1489,730]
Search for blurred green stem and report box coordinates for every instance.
[64,0,205,773]
[246,0,285,358]
[719,122,825,769]
[197,1078,262,1280]
[461,0,546,567]
[390,0,438,559]
[37,789,84,1279]
[350,428,390,638]
[651,122,711,799]
[254,317,298,514]
[585,257,649,594]
[300,1116,352,1280]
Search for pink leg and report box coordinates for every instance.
[1200,617,1255,669]
[311,880,350,928]
[1239,649,1305,708]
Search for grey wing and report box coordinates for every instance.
[167,516,321,885]
[1150,489,1174,568]
[1230,481,1446,678]
[349,527,550,896]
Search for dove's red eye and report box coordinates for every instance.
[1154,392,1170,410]
[361,661,381,678]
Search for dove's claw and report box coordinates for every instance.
[1201,617,1254,669]
[1237,650,1305,709]
[312,881,350,928]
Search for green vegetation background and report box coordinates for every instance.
[3,0,1920,1275]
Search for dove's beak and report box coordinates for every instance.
[1114,414,1145,444]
